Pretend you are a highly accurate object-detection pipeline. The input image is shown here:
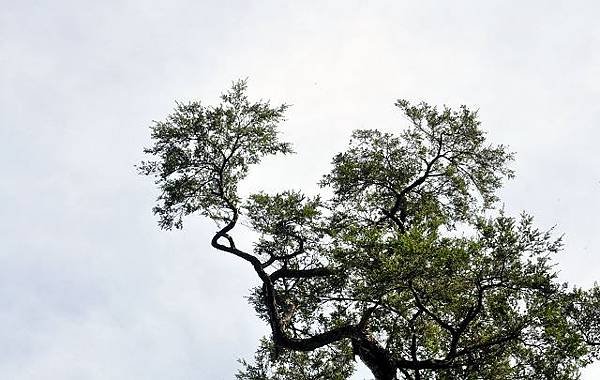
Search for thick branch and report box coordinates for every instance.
[447,282,485,358]
[210,204,358,354]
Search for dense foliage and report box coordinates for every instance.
[140,81,600,380]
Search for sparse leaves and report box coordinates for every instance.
[138,79,292,229]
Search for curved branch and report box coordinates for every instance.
[210,203,358,353]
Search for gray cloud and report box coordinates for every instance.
[2,1,599,378]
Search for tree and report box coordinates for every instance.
[139,80,600,380]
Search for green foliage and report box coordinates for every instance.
[322,101,513,232]
[236,338,354,380]
[138,80,292,229]
[141,82,600,380]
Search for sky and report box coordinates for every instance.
[1,0,599,379]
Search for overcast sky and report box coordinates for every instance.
[2,1,599,379]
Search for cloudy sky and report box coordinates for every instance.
[2,1,599,379]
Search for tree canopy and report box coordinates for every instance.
[139,80,600,380]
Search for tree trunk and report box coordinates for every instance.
[352,337,397,380]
